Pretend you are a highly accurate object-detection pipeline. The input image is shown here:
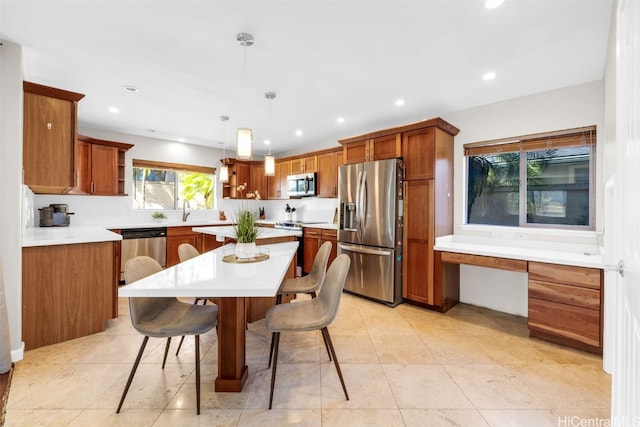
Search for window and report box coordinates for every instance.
[465,126,595,229]
[132,159,215,210]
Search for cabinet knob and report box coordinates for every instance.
[47,122,52,130]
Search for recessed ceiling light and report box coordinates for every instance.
[336,117,345,123]
[264,139,270,145]
[108,107,120,114]
[123,85,138,92]
[483,71,496,81]
[395,99,405,106]
[147,129,156,133]
[485,0,504,9]
[295,130,303,137]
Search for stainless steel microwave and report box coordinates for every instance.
[287,172,317,197]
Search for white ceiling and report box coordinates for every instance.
[0,0,612,157]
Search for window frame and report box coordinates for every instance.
[464,126,596,231]
[132,159,216,210]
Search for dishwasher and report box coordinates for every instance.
[120,227,167,281]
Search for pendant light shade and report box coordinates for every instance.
[264,91,276,176]
[219,115,229,183]
[237,128,253,160]
[264,154,275,176]
[219,164,229,183]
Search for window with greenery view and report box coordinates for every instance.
[132,159,215,210]
[465,126,595,229]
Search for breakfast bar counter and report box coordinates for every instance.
[119,241,298,392]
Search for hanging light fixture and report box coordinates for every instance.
[264,91,276,176]
[219,115,229,183]
[236,32,254,160]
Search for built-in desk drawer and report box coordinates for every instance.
[528,261,603,353]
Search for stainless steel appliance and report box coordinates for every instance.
[120,227,167,281]
[338,158,403,306]
[274,220,323,276]
[287,172,317,197]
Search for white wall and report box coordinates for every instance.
[0,40,25,360]
[35,127,340,226]
[441,81,605,316]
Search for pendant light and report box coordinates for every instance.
[264,91,276,176]
[219,115,229,183]
[236,32,254,160]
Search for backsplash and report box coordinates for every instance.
[27,188,338,228]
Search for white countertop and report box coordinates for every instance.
[434,234,604,269]
[304,223,338,231]
[104,219,233,229]
[118,241,298,297]
[193,225,302,239]
[22,226,122,247]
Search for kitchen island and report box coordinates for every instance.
[119,241,298,392]
[193,225,302,322]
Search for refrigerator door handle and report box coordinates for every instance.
[357,171,367,238]
[339,243,392,256]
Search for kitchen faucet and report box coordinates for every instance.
[182,199,191,222]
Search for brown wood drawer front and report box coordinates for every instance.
[321,229,337,240]
[528,280,600,310]
[528,262,601,289]
[528,298,600,348]
[439,251,528,272]
[167,226,201,237]
[304,228,322,238]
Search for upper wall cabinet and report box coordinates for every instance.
[289,155,317,174]
[23,81,85,194]
[339,134,401,165]
[73,135,133,196]
[317,149,344,198]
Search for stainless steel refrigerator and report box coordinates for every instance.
[338,158,403,306]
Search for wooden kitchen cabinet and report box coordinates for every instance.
[528,261,603,353]
[74,135,133,196]
[22,241,115,350]
[317,149,344,198]
[222,159,251,199]
[268,160,289,200]
[166,226,203,267]
[249,162,268,200]
[289,155,317,174]
[303,227,338,273]
[340,133,401,165]
[23,81,85,194]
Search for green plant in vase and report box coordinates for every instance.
[233,210,259,243]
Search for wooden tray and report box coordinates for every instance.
[223,253,269,263]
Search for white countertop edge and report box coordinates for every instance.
[193,225,302,239]
[22,226,122,247]
[118,241,299,298]
[434,235,604,269]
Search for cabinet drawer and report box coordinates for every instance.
[528,280,600,310]
[321,229,337,240]
[167,226,201,237]
[303,227,322,238]
[528,262,601,289]
[528,297,600,348]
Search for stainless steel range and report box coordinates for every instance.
[274,221,325,275]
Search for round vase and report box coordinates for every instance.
[236,242,258,259]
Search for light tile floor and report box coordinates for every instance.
[6,294,611,426]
